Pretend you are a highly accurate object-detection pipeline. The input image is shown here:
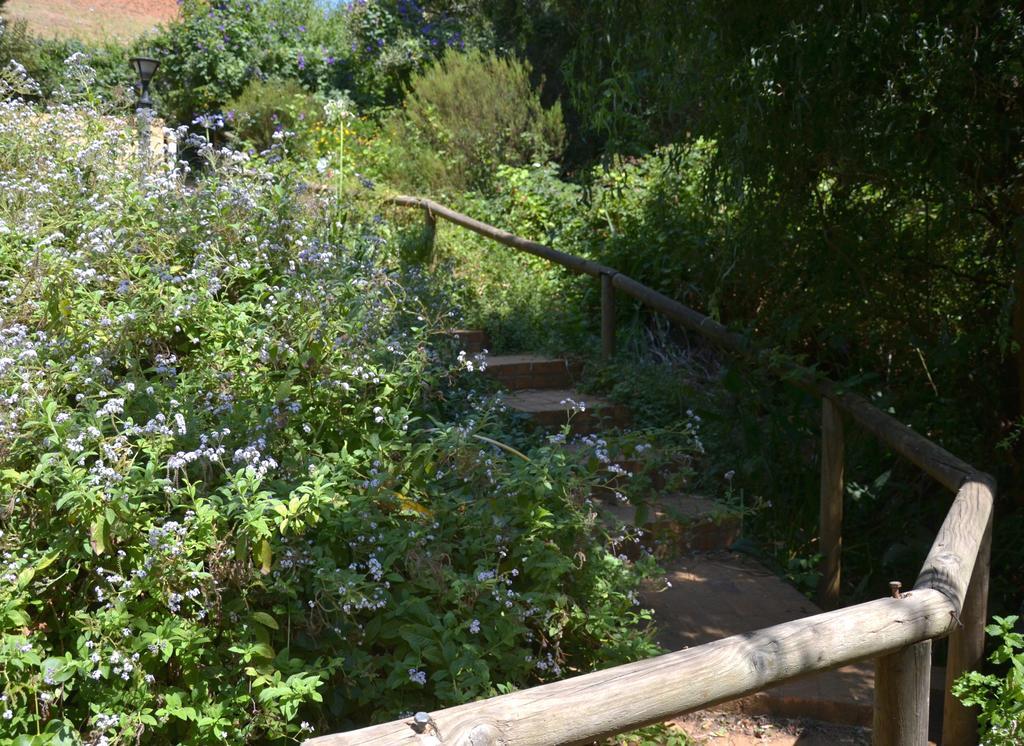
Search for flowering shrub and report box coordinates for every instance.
[147,0,477,129]
[341,0,469,104]
[0,86,658,743]
[149,0,341,125]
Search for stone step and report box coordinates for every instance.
[644,553,945,739]
[449,329,490,355]
[484,354,582,390]
[500,388,630,435]
[602,493,741,558]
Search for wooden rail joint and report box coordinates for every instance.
[913,473,995,613]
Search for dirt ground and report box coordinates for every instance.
[672,712,871,746]
[6,0,180,41]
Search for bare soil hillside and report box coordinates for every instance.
[6,0,179,41]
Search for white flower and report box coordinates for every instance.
[325,93,355,122]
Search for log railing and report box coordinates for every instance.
[308,195,995,746]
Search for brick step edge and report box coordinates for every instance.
[449,329,490,355]
[484,355,583,391]
[601,495,741,558]
[500,389,631,435]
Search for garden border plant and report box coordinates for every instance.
[0,80,666,744]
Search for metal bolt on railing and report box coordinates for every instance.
[411,712,432,734]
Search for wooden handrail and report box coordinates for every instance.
[393,196,975,491]
[314,195,997,745]
[391,195,616,278]
[308,590,959,745]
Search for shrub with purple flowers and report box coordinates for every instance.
[150,0,342,126]
[0,66,658,743]
[147,0,481,131]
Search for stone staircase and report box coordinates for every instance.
[452,328,746,558]
[449,329,890,737]
[603,492,742,559]
[452,329,631,434]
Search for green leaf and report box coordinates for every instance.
[399,624,436,653]
[251,642,275,659]
[89,515,106,555]
[16,567,35,590]
[257,685,290,702]
[257,539,272,574]
[251,611,279,630]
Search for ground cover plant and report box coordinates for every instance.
[0,78,660,743]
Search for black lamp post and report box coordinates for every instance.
[129,56,159,110]
[129,56,160,180]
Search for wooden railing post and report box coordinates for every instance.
[423,206,437,252]
[818,398,844,608]
[601,271,616,360]
[874,639,932,745]
[942,510,992,745]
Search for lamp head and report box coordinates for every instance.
[130,56,159,84]
[129,56,159,109]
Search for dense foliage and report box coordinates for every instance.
[448,0,1024,611]
[3,0,1023,738]
[391,49,564,192]
[225,78,322,153]
[954,615,1024,744]
[146,0,483,125]
[526,1,1024,457]
[0,93,658,743]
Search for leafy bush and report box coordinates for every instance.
[225,77,322,153]
[341,0,471,105]
[0,88,658,742]
[393,49,565,192]
[149,0,342,125]
[422,163,588,351]
[953,615,1024,744]
[146,0,480,127]
[26,40,133,107]
[0,15,32,73]
[1,15,134,107]
[2,24,122,109]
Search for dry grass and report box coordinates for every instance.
[5,0,179,42]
